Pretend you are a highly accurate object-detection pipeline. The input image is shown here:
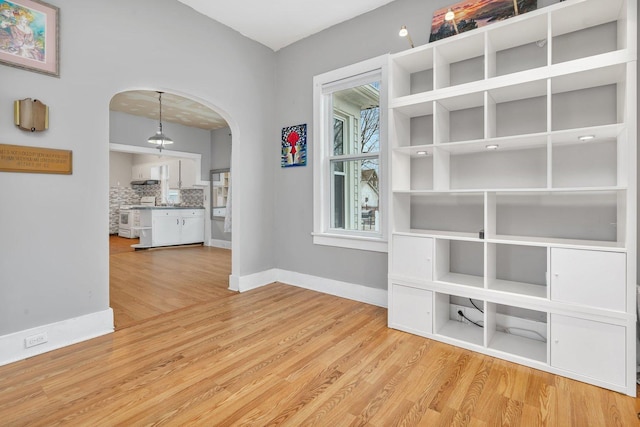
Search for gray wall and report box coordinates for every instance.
[110,111,212,181]
[273,0,559,290]
[0,0,275,336]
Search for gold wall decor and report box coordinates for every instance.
[14,98,49,132]
[0,143,72,175]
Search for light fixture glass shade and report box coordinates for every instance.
[148,130,174,145]
[148,91,174,151]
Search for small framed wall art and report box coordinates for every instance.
[0,0,60,77]
[281,123,307,167]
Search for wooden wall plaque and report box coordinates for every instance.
[0,144,72,175]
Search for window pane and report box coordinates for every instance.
[332,82,380,155]
[331,158,379,232]
[333,118,344,155]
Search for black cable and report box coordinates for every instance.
[469,298,483,313]
[458,310,483,328]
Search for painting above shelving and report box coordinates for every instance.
[429,0,537,42]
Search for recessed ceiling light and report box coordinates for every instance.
[578,135,595,142]
[485,144,499,150]
[416,150,429,156]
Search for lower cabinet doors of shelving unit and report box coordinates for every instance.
[388,284,628,390]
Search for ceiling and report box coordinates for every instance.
[176,0,398,51]
[110,91,227,131]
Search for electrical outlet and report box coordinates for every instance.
[25,332,48,348]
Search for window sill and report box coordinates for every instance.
[312,232,388,253]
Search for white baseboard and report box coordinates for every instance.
[232,268,387,308]
[234,269,278,292]
[276,270,387,308]
[208,238,231,249]
[0,308,114,367]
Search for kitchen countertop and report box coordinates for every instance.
[135,206,205,210]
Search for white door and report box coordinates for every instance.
[550,248,626,312]
[181,214,204,244]
[391,235,433,281]
[550,314,625,387]
[389,284,433,336]
[152,212,181,246]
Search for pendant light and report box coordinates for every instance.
[148,91,173,152]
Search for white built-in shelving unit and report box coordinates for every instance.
[387,0,637,396]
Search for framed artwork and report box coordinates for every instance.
[0,0,59,77]
[281,123,307,167]
[429,0,536,42]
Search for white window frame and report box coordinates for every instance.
[312,55,388,253]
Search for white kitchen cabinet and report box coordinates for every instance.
[168,158,196,188]
[136,209,205,248]
[180,210,205,244]
[550,314,626,387]
[132,164,160,181]
[384,0,636,395]
[551,248,626,312]
[152,211,182,246]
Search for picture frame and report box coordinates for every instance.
[0,0,59,77]
[429,0,536,43]
[281,123,307,168]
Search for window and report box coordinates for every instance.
[313,56,387,252]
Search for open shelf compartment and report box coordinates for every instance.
[486,243,548,299]
[435,293,485,346]
[434,239,484,288]
[486,303,548,363]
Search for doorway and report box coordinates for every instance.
[108,89,234,329]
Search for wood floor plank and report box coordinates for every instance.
[0,242,638,425]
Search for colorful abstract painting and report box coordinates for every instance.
[281,124,307,168]
[0,0,59,76]
[430,0,536,42]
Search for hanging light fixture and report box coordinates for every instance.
[148,91,173,152]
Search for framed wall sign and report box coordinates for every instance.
[0,0,60,77]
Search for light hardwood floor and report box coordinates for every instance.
[0,239,638,425]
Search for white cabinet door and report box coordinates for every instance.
[550,248,626,312]
[152,211,181,246]
[389,284,432,336]
[550,314,625,387]
[391,235,433,281]
[180,159,196,188]
[180,211,204,244]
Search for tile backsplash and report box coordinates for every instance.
[109,185,205,234]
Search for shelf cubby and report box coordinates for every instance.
[486,303,547,363]
[552,138,618,188]
[487,13,549,78]
[486,243,548,298]
[433,32,485,90]
[435,292,484,346]
[448,146,547,190]
[493,191,620,245]
[487,80,548,138]
[434,239,484,288]
[410,193,483,235]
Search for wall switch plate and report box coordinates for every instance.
[25,332,48,348]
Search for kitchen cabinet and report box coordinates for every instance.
[132,164,160,181]
[168,159,196,189]
[136,208,205,248]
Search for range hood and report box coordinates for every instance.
[130,180,159,185]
